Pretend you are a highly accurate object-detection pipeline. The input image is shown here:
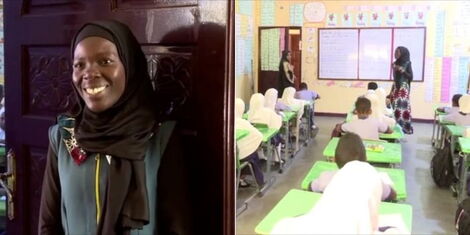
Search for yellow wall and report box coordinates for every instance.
[236,0,470,120]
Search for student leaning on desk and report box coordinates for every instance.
[271,161,409,234]
[441,94,470,126]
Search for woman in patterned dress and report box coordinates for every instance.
[389,46,413,134]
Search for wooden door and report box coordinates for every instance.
[289,33,301,89]
[3,0,234,234]
[258,27,280,95]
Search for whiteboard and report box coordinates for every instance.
[358,29,393,80]
[393,28,426,81]
[318,29,358,79]
[318,27,425,81]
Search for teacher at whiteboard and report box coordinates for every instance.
[388,46,413,134]
[278,50,295,97]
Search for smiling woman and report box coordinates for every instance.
[38,20,192,235]
[72,35,126,113]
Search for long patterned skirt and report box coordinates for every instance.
[391,82,413,134]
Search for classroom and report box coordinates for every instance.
[235,0,470,234]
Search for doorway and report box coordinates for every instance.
[258,26,302,94]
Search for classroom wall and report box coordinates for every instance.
[235,0,470,120]
[235,0,257,104]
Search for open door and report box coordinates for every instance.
[3,1,234,234]
[258,26,302,94]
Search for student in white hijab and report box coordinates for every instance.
[280,87,305,116]
[271,161,409,234]
[265,88,290,113]
[365,92,396,129]
[280,87,305,151]
[247,93,282,130]
[235,98,265,187]
[376,87,393,117]
[235,98,263,160]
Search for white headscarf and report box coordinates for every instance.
[264,88,278,111]
[247,93,282,130]
[280,87,303,111]
[280,87,305,119]
[365,93,396,129]
[459,94,470,114]
[271,161,383,234]
[235,98,263,160]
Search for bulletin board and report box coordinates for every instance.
[318,27,426,81]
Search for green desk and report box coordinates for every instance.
[443,125,465,159]
[323,138,402,164]
[235,129,249,141]
[255,126,280,177]
[434,115,455,148]
[255,189,412,234]
[300,161,407,200]
[280,111,296,168]
[282,111,296,122]
[379,125,404,141]
[458,137,470,202]
[445,125,464,136]
[257,128,279,143]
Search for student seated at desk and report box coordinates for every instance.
[437,94,462,114]
[272,160,407,234]
[339,97,392,140]
[265,88,291,113]
[366,93,396,129]
[280,87,305,116]
[295,82,320,129]
[441,94,470,126]
[236,98,265,187]
[247,93,283,130]
[376,87,393,117]
[309,133,396,202]
[247,93,283,161]
[366,82,378,95]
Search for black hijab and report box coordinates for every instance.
[70,20,157,234]
[394,46,410,66]
[393,46,412,87]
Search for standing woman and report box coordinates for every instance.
[389,46,413,134]
[278,50,295,97]
[38,20,191,234]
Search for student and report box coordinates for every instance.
[366,82,378,94]
[295,82,320,128]
[265,88,291,113]
[235,98,265,188]
[309,133,396,202]
[272,160,407,234]
[437,94,462,114]
[340,97,392,140]
[375,87,393,117]
[295,82,320,101]
[365,93,396,129]
[247,93,282,130]
[441,94,470,126]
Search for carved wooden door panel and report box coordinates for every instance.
[4,0,233,234]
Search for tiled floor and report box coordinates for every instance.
[236,116,456,234]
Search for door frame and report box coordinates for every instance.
[257,26,302,93]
